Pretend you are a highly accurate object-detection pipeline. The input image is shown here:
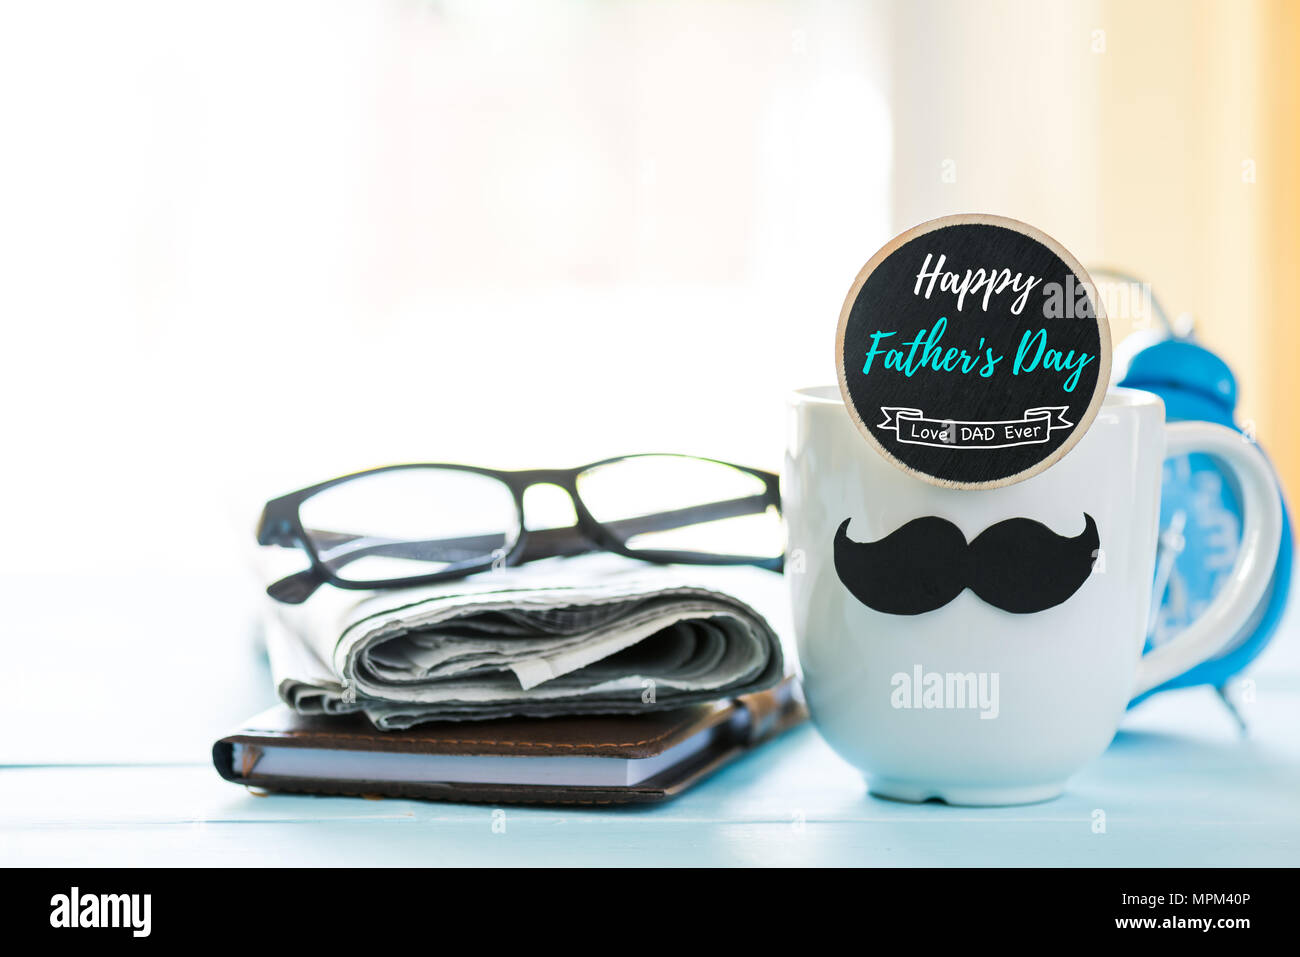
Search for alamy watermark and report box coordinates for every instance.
[50,887,151,937]
[891,664,1000,719]
[1040,276,1154,328]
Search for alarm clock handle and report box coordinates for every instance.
[1133,422,1285,695]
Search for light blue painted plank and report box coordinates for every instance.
[6,567,1298,866]
[3,683,1298,866]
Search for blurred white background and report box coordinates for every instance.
[6,0,1296,581]
[0,0,892,580]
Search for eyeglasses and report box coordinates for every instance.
[256,454,783,603]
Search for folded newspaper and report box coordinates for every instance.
[263,553,787,729]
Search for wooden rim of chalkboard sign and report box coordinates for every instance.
[834,213,1111,490]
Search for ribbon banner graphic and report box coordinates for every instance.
[877,407,1074,450]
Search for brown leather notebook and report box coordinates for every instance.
[213,678,805,805]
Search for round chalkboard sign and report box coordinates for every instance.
[835,214,1111,489]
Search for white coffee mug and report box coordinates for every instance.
[785,386,1282,805]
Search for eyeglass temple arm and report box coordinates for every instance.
[300,493,772,567]
[521,493,773,560]
[266,493,774,602]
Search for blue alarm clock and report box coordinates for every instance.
[1101,270,1294,713]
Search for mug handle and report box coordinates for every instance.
[1132,421,1284,696]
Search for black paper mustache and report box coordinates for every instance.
[833,513,1099,615]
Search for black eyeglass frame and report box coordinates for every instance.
[256,454,783,604]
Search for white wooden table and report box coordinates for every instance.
[4,572,1299,867]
